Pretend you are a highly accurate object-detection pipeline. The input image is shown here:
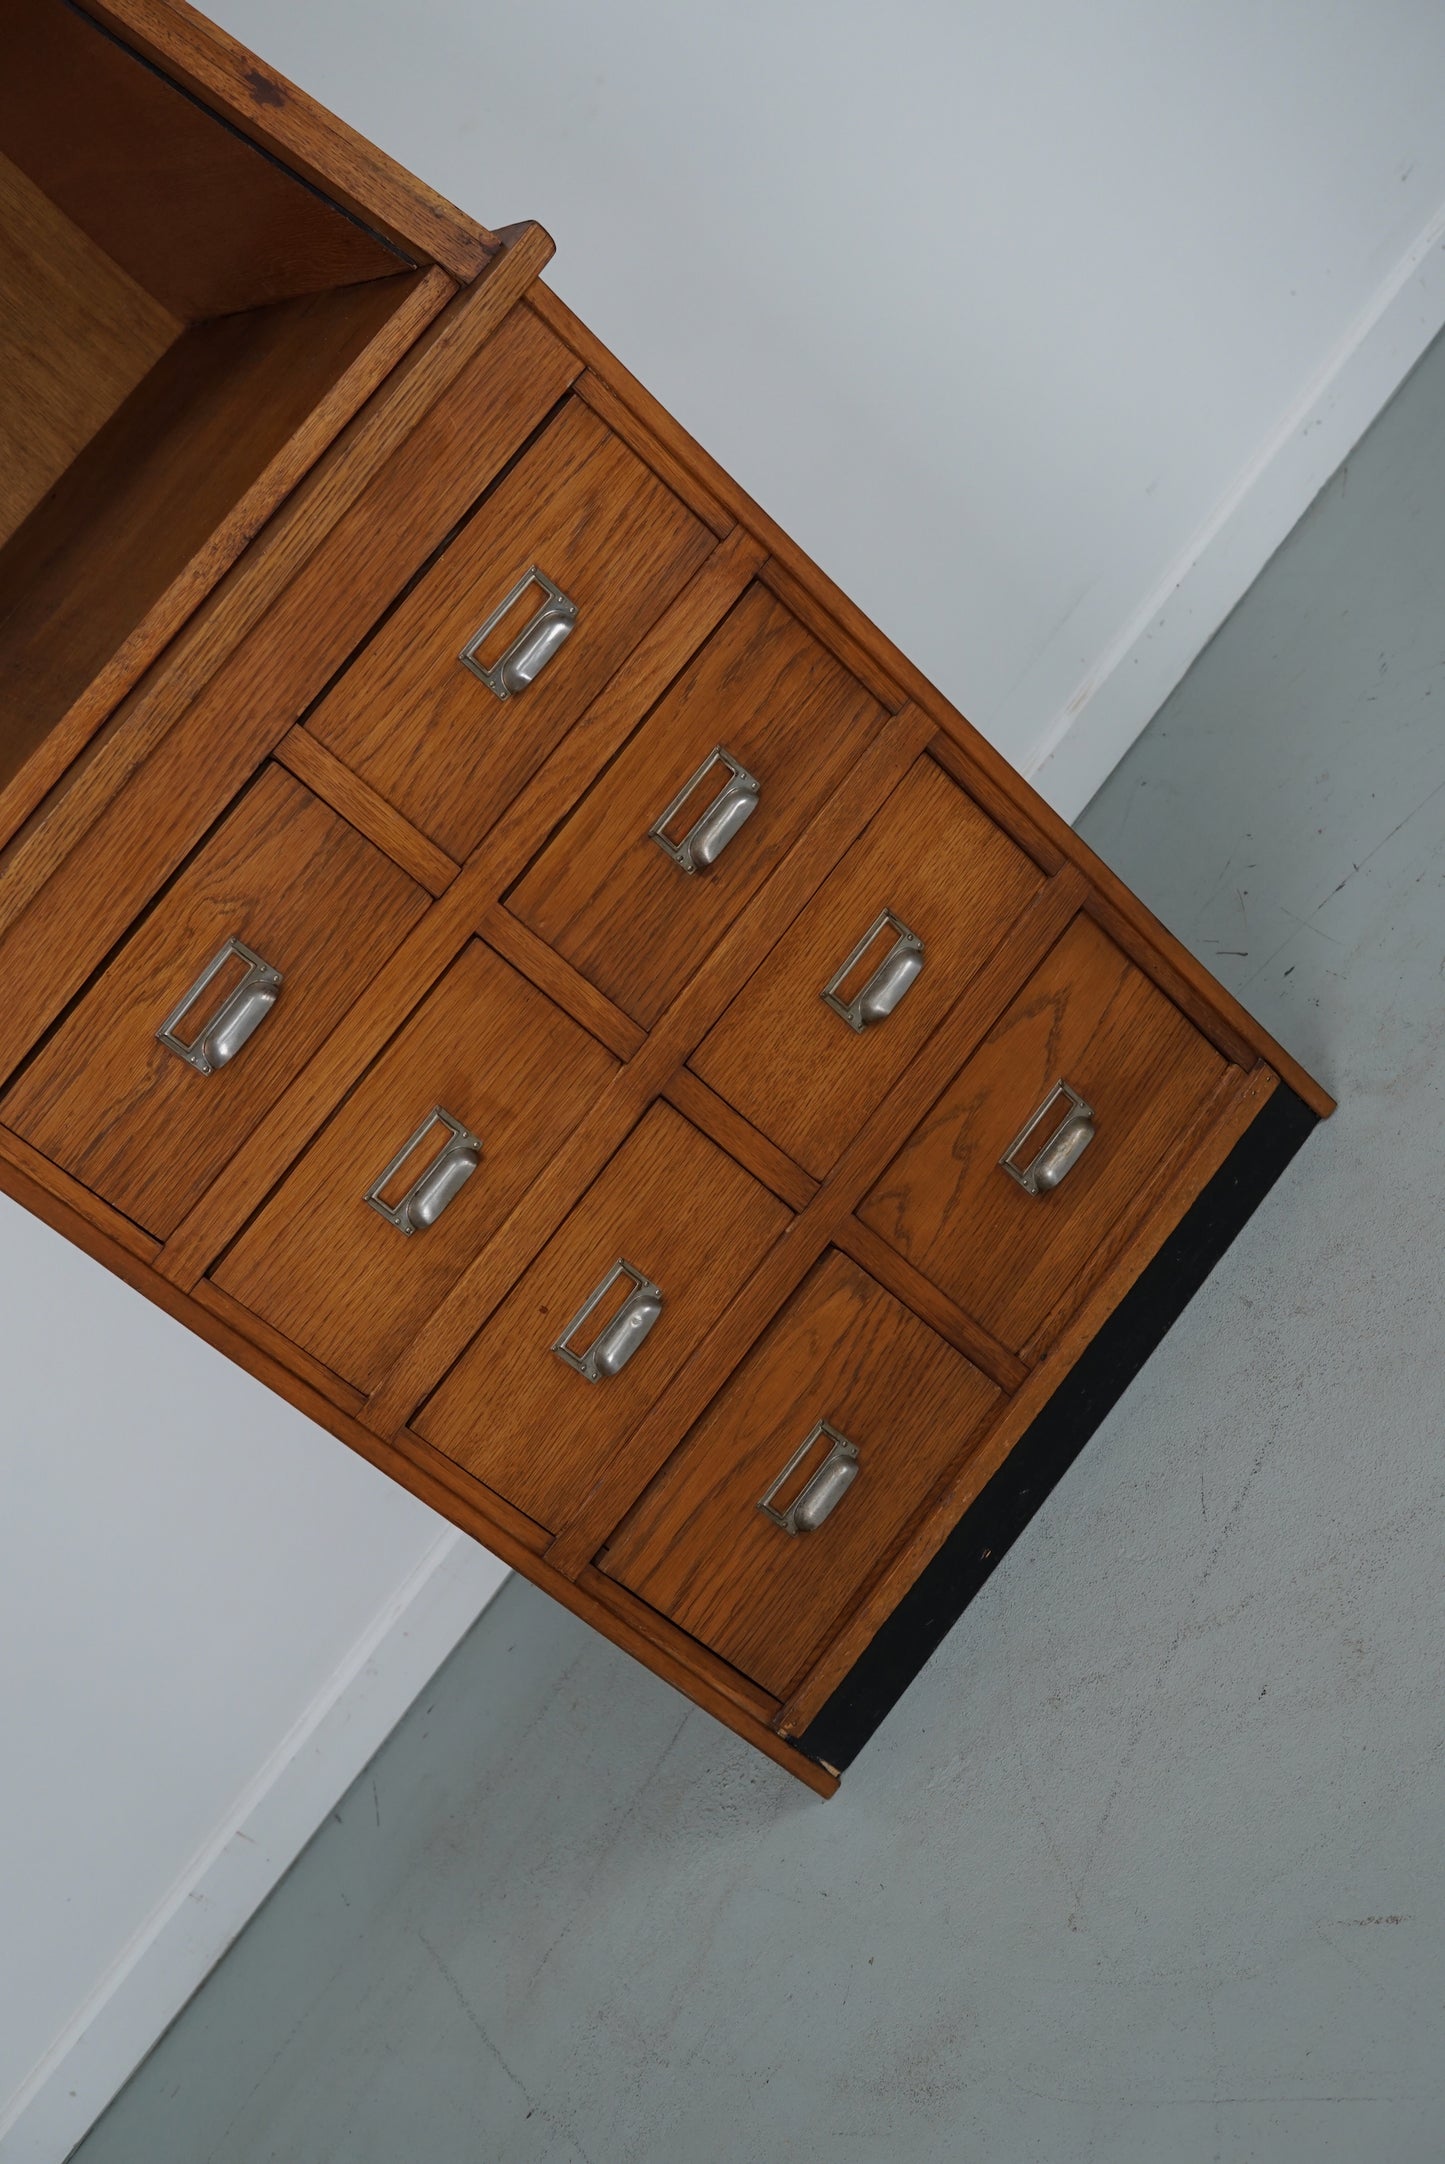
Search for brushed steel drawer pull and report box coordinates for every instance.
[821,909,925,1032]
[649,746,760,874]
[459,568,577,700]
[156,936,283,1076]
[553,1258,664,1381]
[365,1107,481,1235]
[759,1418,860,1535]
[1000,1079,1096,1196]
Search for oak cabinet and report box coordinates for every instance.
[0,0,1331,1795]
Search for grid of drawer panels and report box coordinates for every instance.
[506,581,888,1025]
[305,393,717,861]
[0,301,1241,1719]
[211,939,620,1393]
[1,766,429,1238]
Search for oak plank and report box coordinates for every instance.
[543,866,1088,1575]
[213,939,619,1394]
[84,0,499,279]
[662,1070,818,1212]
[2,0,412,314]
[529,283,1334,1113]
[362,703,935,1435]
[309,397,716,861]
[2,764,429,1240]
[0,224,553,885]
[153,528,760,1291]
[602,1251,1001,1700]
[479,904,645,1060]
[0,1129,829,1791]
[276,726,461,896]
[0,268,452,824]
[0,149,179,550]
[857,913,1230,1354]
[690,752,1046,1178]
[415,1104,792,1531]
[777,1063,1280,1735]
[509,583,889,1027]
[833,1218,1028,1392]
[0,295,576,1087]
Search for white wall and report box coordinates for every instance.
[0,1199,506,2164]
[8,2,1445,2156]
[220,0,1445,817]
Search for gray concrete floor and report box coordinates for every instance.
[75,333,1445,2164]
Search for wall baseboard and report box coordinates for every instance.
[0,1532,509,2164]
[1027,198,1445,822]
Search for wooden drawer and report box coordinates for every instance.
[212,939,618,1391]
[506,583,888,1027]
[690,755,1046,1177]
[602,1250,1001,1699]
[305,396,716,862]
[415,1103,791,1531]
[858,914,1230,1354]
[0,766,428,1238]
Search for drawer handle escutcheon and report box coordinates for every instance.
[459,568,577,700]
[649,746,761,874]
[156,936,283,1076]
[821,909,925,1032]
[553,1258,664,1382]
[759,1419,860,1535]
[1000,1079,1096,1196]
[365,1108,481,1235]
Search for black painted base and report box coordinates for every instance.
[796,1082,1320,1774]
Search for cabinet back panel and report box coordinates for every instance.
[0,0,408,317]
[0,150,180,552]
[0,270,428,799]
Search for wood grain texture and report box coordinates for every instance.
[691,753,1046,1177]
[859,913,1229,1353]
[572,369,733,538]
[192,1279,366,1418]
[0,229,552,872]
[415,1104,791,1531]
[477,903,645,1061]
[310,397,715,860]
[154,530,756,1293]
[662,1069,818,1212]
[0,296,575,1089]
[603,1251,1000,1700]
[1,765,428,1238]
[81,0,498,279]
[509,582,888,1026]
[213,938,618,1393]
[2,0,409,314]
[542,866,1087,1577]
[832,1217,1028,1392]
[0,150,179,549]
[0,1117,159,1264]
[363,703,935,1437]
[526,283,1334,1118]
[0,269,446,807]
[777,1062,1280,1735]
[0,1129,831,1794]
[275,726,461,896]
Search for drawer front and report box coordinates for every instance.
[415,1103,790,1532]
[307,397,716,862]
[690,755,1045,1177]
[1,767,428,1238]
[506,583,888,1027]
[212,939,618,1391]
[602,1251,1000,1699]
[858,914,1230,1353]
